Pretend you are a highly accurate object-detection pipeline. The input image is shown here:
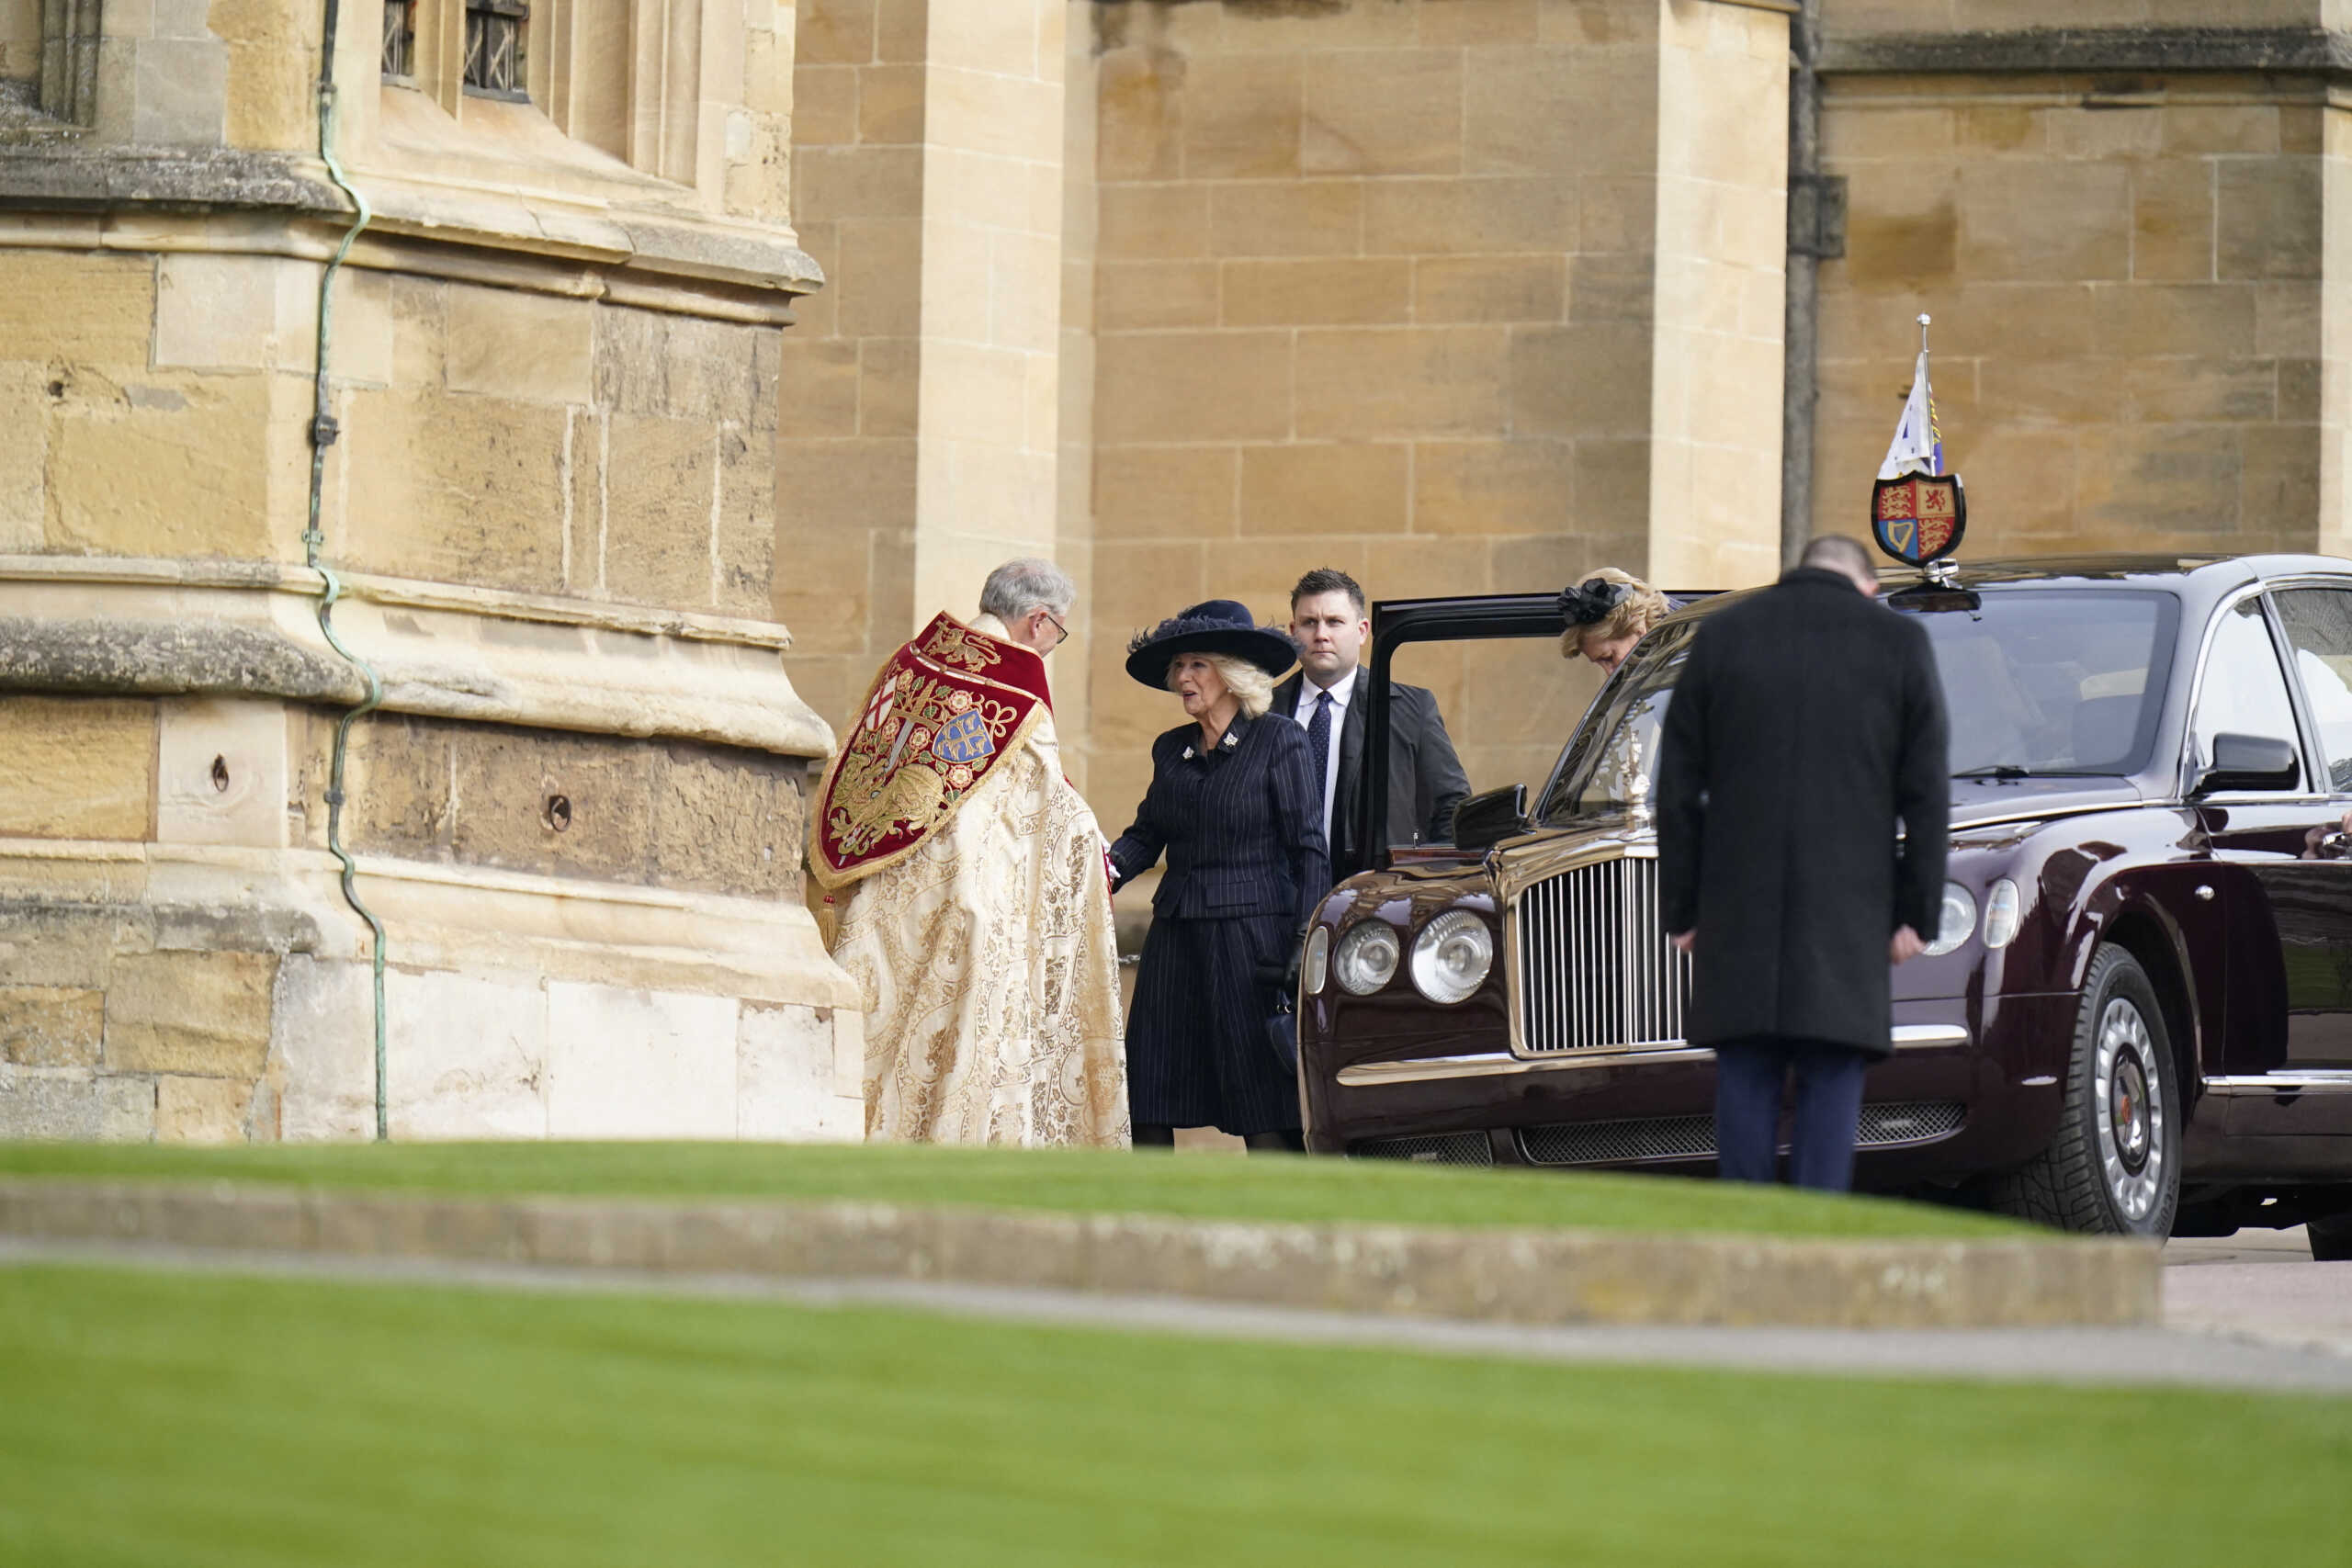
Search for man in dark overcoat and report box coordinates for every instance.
[1271,568,1471,882]
[1655,535,1951,1191]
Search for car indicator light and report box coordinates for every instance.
[1983,877,2022,950]
[1303,925,1331,996]
[1409,910,1494,1005]
[1924,882,1977,958]
[1333,921,1401,996]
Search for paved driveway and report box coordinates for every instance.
[2165,1227,2352,1358]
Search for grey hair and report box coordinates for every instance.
[978,558,1076,623]
[1799,535,1876,583]
[1166,652,1274,719]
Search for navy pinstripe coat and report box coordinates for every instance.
[1109,712,1330,1134]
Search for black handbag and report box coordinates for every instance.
[1255,949,1302,1074]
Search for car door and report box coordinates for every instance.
[2263,584,2352,1075]
[2188,591,2339,1079]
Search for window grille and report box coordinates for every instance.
[381,0,416,81]
[462,0,529,100]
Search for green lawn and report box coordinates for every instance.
[0,1262,2343,1567]
[0,1140,2041,1241]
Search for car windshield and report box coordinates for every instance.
[1536,588,2179,823]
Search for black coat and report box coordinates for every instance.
[1271,669,1471,883]
[1655,569,1951,1056]
[1108,713,1329,1133]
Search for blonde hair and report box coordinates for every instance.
[1562,567,1672,659]
[1166,653,1274,718]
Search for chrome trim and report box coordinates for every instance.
[1502,841,1693,1057]
[2203,1072,2352,1095]
[1890,1024,1970,1049]
[1950,800,2147,832]
[1336,1047,1716,1087]
[2177,580,2325,795]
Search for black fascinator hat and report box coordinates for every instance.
[1125,599,1300,690]
[1557,577,1634,628]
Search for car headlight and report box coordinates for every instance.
[1303,925,1331,996]
[1333,920,1400,996]
[1982,877,2022,950]
[1409,909,1495,1005]
[1924,882,1977,958]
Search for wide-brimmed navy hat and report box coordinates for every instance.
[1125,599,1300,689]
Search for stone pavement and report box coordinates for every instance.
[2163,1228,2352,1359]
[5,1234,2347,1398]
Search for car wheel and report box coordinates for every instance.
[2310,1212,2352,1262]
[1989,944,2181,1237]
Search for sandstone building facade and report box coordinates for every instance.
[12,0,2352,1142]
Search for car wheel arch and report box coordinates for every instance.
[2093,906,2203,1100]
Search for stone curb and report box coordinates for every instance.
[0,1180,2161,1330]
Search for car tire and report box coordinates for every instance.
[1988,944,2181,1237]
[2310,1212,2352,1262]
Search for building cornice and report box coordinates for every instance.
[1820,26,2352,77]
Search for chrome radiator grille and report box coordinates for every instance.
[1510,852,1691,1054]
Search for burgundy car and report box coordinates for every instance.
[1299,556,2352,1253]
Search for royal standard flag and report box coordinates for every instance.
[1877,349,1943,480]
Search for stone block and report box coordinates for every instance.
[2217,158,2323,282]
[738,1003,862,1140]
[2122,358,2278,424]
[856,338,920,436]
[1302,48,1461,175]
[156,697,289,850]
[0,364,43,548]
[2162,103,2280,156]
[131,38,227,147]
[2131,159,2216,283]
[793,63,859,144]
[449,723,658,886]
[1952,105,2040,153]
[0,1067,154,1141]
[718,427,777,618]
[1101,182,1212,260]
[1222,258,1411,327]
[0,696,154,840]
[45,372,280,560]
[106,950,278,1078]
[603,413,720,609]
[775,338,861,437]
[155,1075,253,1144]
[545,982,740,1138]
[1295,326,1507,439]
[383,969,549,1140]
[152,254,308,372]
[1181,52,1301,180]
[1093,446,1239,539]
[1096,46,1183,183]
[0,987,104,1067]
[2077,425,2243,536]
[795,144,922,220]
[339,389,567,594]
[2242,423,2322,540]
[1362,177,1577,255]
[1240,442,1408,536]
[661,316,763,428]
[1464,48,1650,178]
[832,217,926,336]
[2091,283,2258,359]
[1419,0,1539,47]
[797,0,874,65]
[1508,323,1652,439]
[1095,330,1293,444]
[1568,252,1656,325]
[445,288,595,405]
[1840,163,1959,288]
[1207,181,1363,258]
[1414,255,1566,323]
[1095,261,1221,331]
[1958,161,2131,282]
[652,741,801,899]
[854,62,924,144]
[1413,438,1576,535]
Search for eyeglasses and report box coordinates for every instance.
[1040,609,1069,648]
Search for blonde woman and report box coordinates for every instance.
[1108,600,1327,1153]
[1560,568,1675,676]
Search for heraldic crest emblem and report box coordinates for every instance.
[1870,312,1968,570]
[808,613,1052,888]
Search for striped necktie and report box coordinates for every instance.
[1307,688,1334,824]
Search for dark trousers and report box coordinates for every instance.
[1713,1038,1870,1192]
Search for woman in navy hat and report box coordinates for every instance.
[1109,601,1329,1152]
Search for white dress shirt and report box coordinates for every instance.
[1293,667,1356,850]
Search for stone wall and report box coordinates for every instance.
[0,0,865,1144]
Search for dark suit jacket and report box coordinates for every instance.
[1108,712,1329,931]
[1655,569,1951,1055]
[1272,668,1471,883]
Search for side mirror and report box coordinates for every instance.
[1452,784,1531,852]
[2192,732,2301,796]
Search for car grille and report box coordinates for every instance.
[1348,1132,1495,1167]
[1510,852,1691,1054]
[1517,1100,1967,1166]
